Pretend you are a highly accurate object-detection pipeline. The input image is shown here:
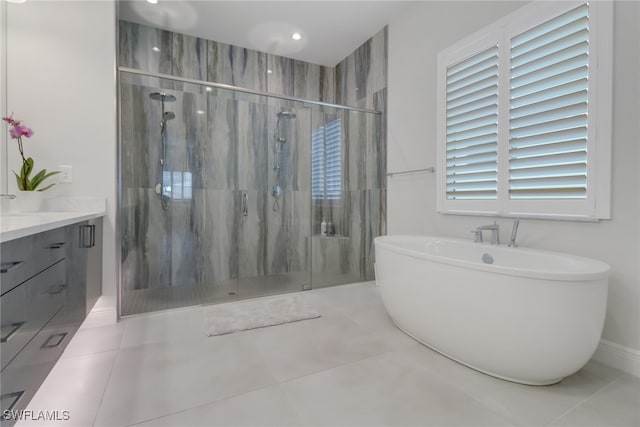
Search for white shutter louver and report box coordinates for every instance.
[311,127,325,199]
[312,119,342,200]
[324,119,342,200]
[446,45,499,200]
[509,4,589,199]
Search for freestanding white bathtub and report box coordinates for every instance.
[374,235,610,385]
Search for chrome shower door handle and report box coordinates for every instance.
[242,192,248,217]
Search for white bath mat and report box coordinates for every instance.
[205,294,321,336]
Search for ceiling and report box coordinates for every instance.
[118,1,413,67]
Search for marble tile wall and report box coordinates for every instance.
[118,20,386,302]
[119,21,335,101]
[314,26,387,284]
[335,27,388,111]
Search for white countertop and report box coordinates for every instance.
[0,210,106,242]
[0,197,107,243]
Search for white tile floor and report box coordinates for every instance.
[17,282,640,427]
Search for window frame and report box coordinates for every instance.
[436,0,612,221]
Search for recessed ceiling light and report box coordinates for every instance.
[267,69,273,74]
[291,33,302,41]
[151,46,160,53]
[197,110,205,115]
[146,0,158,4]
[205,87,213,92]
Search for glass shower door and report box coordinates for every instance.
[235,100,312,298]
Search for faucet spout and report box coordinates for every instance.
[475,222,500,245]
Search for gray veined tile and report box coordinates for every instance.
[197,190,239,285]
[171,32,207,82]
[237,190,267,280]
[267,54,295,96]
[227,98,269,192]
[120,188,173,296]
[319,65,336,104]
[208,40,267,91]
[293,59,321,101]
[119,21,172,75]
[205,95,238,190]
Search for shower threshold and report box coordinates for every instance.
[121,272,307,316]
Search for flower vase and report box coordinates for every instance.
[17,190,43,212]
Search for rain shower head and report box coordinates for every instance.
[277,111,296,119]
[150,92,176,102]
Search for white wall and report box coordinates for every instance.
[6,1,117,310]
[388,0,640,359]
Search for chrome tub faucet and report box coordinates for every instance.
[474,222,500,245]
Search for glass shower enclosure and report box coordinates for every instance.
[118,70,382,316]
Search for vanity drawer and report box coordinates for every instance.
[0,235,34,295]
[1,260,66,370]
[0,360,56,426]
[1,228,66,296]
[0,317,78,426]
[7,307,78,370]
[32,227,66,280]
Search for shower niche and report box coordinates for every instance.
[119,71,382,316]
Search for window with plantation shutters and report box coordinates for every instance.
[311,127,325,199]
[437,1,612,220]
[509,4,589,200]
[446,45,499,200]
[312,118,343,201]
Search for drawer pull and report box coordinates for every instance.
[1,391,24,417]
[48,242,66,249]
[0,261,24,274]
[0,321,25,343]
[41,332,68,348]
[48,284,67,295]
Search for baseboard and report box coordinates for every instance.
[80,297,117,329]
[592,339,640,378]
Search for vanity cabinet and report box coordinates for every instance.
[63,218,103,321]
[0,218,102,425]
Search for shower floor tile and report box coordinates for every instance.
[120,272,314,316]
[17,281,640,427]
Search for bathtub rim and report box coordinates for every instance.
[374,235,610,282]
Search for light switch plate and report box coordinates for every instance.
[59,165,73,183]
